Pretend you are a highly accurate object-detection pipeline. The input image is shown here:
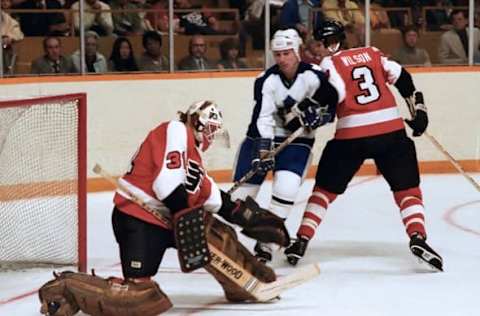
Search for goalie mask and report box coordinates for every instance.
[184,100,226,152]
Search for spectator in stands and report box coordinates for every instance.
[111,0,145,36]
[424,0,452,31]
[137,30,169,71]
[1,0,24,74]
[30,36,77,74]
[217,37,248,69]
[302,38,328,64]
[278,0,324,38]
[71,0,114,36]
[322,0,365,28]
[322,0,365,46]
[365,0,391,30]
[229,0,248,20]
[145,0,171,32]
[178,35,215,71]
[71,31,108,73]
[175,0,220,35]
[393,25,431,66]
[381,0,411,28]
[108,36,139,72]
[15,0,70,36]
[438,10,480,64]
[237,0,285,55]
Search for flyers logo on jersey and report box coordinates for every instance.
[185,159,204,193]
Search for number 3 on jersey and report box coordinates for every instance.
[352,66,380,105]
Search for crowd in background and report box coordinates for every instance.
[1,0,480,75]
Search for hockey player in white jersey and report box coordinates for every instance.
[232,28,339,263]
[38,101,291,316]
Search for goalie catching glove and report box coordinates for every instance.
[405,91,428,137]
[218,191,290,247]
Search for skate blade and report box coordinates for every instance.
[411,246,443,272]
[415,255,443,272]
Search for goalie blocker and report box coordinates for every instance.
[173,190,290,273]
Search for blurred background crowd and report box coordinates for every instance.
[0,0,479,76]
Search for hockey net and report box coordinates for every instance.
[0,94,86,272]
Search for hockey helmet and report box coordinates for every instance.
[186,100,224,151]
[314,20,346,53]
[271,28,303,60]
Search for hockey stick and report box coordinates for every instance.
[92,164,173,228]
[93,163,321,301]
[227,127,307,194]
[207,244,320,301]
[405,98,480,192]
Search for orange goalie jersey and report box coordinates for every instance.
[320,46,406,139]
[113,120,222,229]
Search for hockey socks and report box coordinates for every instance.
[297,187,337,240]
[394,188,427,238]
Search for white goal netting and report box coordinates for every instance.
[0,94,86,271]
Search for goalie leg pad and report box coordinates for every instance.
[38,271,172,316]
[39,273,79,316]
[173,207,211,272]
[205,217,276,302]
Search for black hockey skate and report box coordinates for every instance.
[254,242,273,263]
[284,237,309,266]
[409,234,443,272]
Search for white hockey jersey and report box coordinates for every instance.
[246,62,330,139]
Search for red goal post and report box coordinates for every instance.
[0,93,87,272]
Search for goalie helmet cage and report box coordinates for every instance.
[0,93,87,272]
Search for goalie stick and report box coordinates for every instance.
[405,97,480,192]
[227,127,306,194]
[93,163,321,302]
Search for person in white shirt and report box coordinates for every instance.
[71,0,114,36]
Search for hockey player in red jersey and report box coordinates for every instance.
[284,20,443,271]
[38,101,290,316]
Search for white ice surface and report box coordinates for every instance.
[1,174,479,316]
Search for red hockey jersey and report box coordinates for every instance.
[113,120,222,229]
[320,46,405,139]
